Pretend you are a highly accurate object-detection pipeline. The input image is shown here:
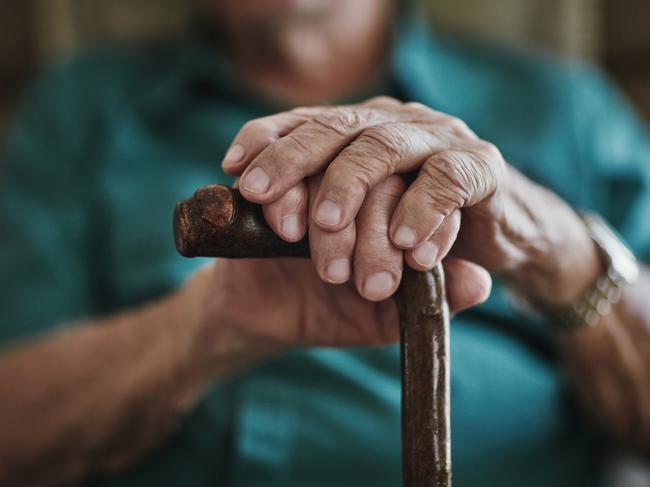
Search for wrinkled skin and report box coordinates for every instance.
[221,97,509,303]
[199,256,487,349]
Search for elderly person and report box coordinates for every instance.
[0,0,649,486]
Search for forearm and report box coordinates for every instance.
[500,168,650,454]
[560,269,650,455]
[0,269,269,486]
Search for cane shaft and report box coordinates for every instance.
[397,267,451,487]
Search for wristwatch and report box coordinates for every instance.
[555,212,639,329]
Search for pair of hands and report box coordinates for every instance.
[197,97,513,348]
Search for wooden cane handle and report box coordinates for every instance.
[173,184,451,487]
[174,185,308,258]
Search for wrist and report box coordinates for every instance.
[517,217,602,307]
[178,264,282,376]
[501,174,602,307]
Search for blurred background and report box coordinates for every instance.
[1,0,650,138]
[0,1,649,485]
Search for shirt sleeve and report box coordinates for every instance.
[570,67,650,265]
[0,61,96,344]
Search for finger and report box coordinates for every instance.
[353,175,406,301]
[310,122,449,232]
[307,178,355,284]
[442,258,492,315]
[309,223,356,284]
[390,149,498,249]
[404,209,461,271]
[221,112,313,175]
[238,106,400,203]
[262,181,309,242]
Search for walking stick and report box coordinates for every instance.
[173,185,451,486]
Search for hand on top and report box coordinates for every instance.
[222,96,505,303]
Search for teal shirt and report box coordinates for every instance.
[2,18,650,487]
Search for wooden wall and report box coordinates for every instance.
[0,0,38,132]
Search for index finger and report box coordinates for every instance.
[238,106,400,204]
[221,108,325,175]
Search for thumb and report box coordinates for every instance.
[442,258,492,315]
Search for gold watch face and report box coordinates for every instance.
[585,213,639,284]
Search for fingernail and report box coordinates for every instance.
[413,241,438,268]
[314,199,342,226]
[222,144,245,165]
[281,214,300,240]
[243,167,270,194]
[326,259,351,283]
[393,225,417,248]
[364,272,396,300]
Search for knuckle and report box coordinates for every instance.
[290,106,308,114]
[477,141,502,160]
[329,156,375,194]
[376,174,407,199]
[337,156,390,193]
[240,119,260,132]
[366,175,406,206]
[405,101,429,111]
[241,118,268,135]
[413,181,464,213]
[283,182,308,207]
[434,150,465,177]
[332,124,407,190]
[366,96,401,107]
[321,165,369,205]
[283,133,313,155]
[357,241,401,274]
[405,101,437,118]
[291,105,327,117]
[420,154,472,207]
[333,231,356,256]
[264,136,307,169]
[357,125,407,166]
[241,118,279,145]
[468,140,506,186]
[313,107,365,135]
[445,117,472,136]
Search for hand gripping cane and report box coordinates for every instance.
[173,185,451,486]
